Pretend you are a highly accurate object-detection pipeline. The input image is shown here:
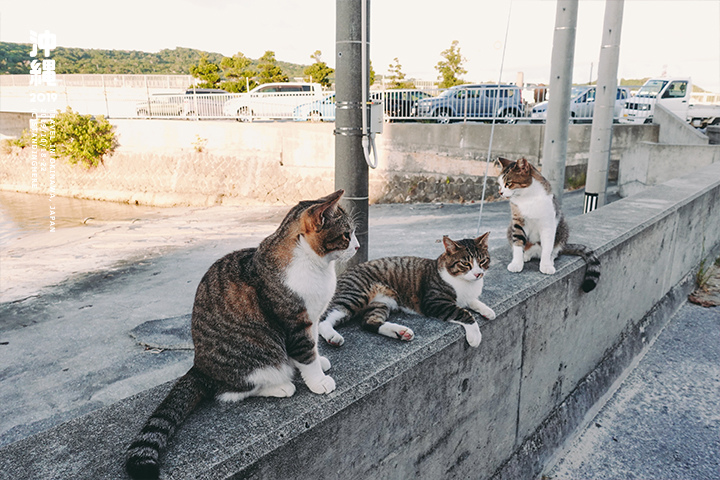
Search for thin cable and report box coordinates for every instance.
[476,0,513,236]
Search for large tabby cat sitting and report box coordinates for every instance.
[125,190,359,480]
[318,233,495,349]
[498,157,600,292]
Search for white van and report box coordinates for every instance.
[531,86,630,122]
[222,82,324,121]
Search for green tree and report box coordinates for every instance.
[257,50,289,84]
[303,50,334,87]
[220,51,257,92]
[190,54,221,88]
[387,57,414,89]
[435,40,467,88]
[46,107,117,168]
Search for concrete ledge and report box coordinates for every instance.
[1,162,719,479]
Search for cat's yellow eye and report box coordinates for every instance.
[506,181,513,188]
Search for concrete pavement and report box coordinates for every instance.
[543,300,719,480]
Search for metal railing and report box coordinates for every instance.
[2,73,717,124]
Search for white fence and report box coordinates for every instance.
[1,74,718,124]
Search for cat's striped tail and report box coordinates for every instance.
[125,367,214,480]
[562,243,601,293]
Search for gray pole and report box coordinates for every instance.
[335,0,369,266]
[584,0,624,213]
[541,0,579,207]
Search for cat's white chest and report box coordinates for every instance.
[439,268,484,307]
[511,184,557,230]
[285,237,337,322]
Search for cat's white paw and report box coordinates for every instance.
[539,262,556,275]
[257,382,296,398]
[451,320,482,347]
[481,306,496,320]
[464,322,482,347]
[319,355,331,372]
[319,322,345,347]
[468,300,496,321]
[378,322,414,341]
[305,374,336,394]
[507,261,524,273]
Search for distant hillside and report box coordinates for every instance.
[0,42,308,78]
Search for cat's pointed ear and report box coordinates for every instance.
[306,189,344,231]
[442,236,460,255]
[498,157,513,169]
[475,231,490,248]
[516,158,530,173]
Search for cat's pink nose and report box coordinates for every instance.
[475,272,483,278]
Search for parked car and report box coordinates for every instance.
[373,89,434,121]
[416,84,523,123]
[531,86,630,122]
[223,82,324,121]
[182,88,229,117]
[136,93,183,117]
[293,94,336,122]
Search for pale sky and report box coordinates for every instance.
[1,0,719,92]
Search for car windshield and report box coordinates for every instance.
[571,87,588,98]
[636,80,668,98]
[438,89,456,98]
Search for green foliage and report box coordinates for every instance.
[47,107,118,168]
[566,171,587,190]
[192,135,208,153]
[387,57,414,89]
[435,40,467,88]
[369,60,375,87]
[220,52,257,93]
[0,42,309,78]
[190,54,221,88]
[303,50,334,88]
[257,50,289,84]
[1,129,32,153]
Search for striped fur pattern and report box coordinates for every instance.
[319,233,495,348]
[125,190,359,480]
[498,157,600,292]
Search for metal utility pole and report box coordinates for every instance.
[335,0,370,266]
[541,0,579,207]
[584,0,624,213]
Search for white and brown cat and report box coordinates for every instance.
[498,157,600,292]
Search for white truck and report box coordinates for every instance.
[619,77,720,128]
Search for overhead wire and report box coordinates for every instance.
[476,0,514,236]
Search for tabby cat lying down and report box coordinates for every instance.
[319,233,495,348]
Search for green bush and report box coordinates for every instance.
[48,107,118,168]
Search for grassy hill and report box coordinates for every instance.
[0,42,308,78]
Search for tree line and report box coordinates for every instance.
[1,40,679,92]
[0,40,468,91]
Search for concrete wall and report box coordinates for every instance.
[617,141,720,197]
[0,112,33,138]
[0,114,659,206]
[654,103,709,145]
[2,162,718,480]
[617,104,720,198]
